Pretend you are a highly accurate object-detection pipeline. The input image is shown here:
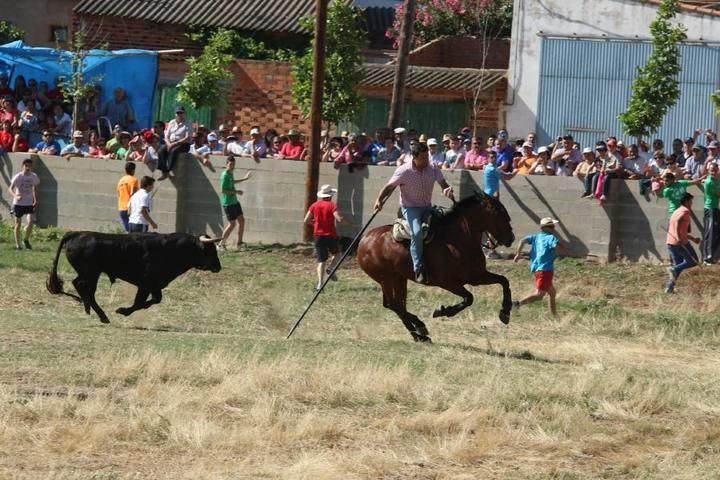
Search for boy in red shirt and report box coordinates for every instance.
[304,184,349,290]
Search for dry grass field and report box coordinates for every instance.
[0,227,719,479]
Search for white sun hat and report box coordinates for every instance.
[317,184,337,198]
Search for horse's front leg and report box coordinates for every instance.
[471,271,512,324]
[433,286,473,318]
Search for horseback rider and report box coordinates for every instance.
[373,141,455,283]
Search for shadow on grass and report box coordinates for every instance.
[442,342,572,365]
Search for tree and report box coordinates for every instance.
[619,0,686,139]
[0,21,24,44]
[178,28,297,110]
[386,0,512,48]
[177,28,236,110]
[291,0,368,128]
[57,30,105,133]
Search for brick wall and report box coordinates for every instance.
[73,14,201,56]
[221,60,310,135]
[409,37,510,70]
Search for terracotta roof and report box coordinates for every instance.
[641,0,720,17]
[73,0,333,34]
[361,64,506,92]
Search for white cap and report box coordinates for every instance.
[394,127,406,134]
[72,130,84,138]
[582,147,593,154]
[250,127,261,135]
[537,146,549,154]
[427,138,438,146]
[522,141,533,148]
[317,184,337,198]
[540,217,559,227]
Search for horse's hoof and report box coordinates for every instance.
[115,307,130,316]
[432,307,444,318]
[99,317,110,324]
[499,310,510,325]
[417,335,433,343]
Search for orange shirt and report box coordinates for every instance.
[117,174,139,211]
[515,155,536,175]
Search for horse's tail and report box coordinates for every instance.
[46,232,82,302]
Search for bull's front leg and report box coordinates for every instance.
[116,288,150,316]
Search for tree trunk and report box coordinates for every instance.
[387,0,416,129]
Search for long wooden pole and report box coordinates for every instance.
[303,0,329,242]
[387,0,416,129]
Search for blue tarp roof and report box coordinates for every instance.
[0,40,159,129]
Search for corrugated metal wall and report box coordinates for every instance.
[536,38,720,149]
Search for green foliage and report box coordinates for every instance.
[178,28,297,110]
[0,20,24,44]
[292,0,368,125]
[177,28,236,110]
[619,0,687,138]
[57,30,105,132]
[387,0,512,48]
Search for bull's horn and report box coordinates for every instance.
[200,235,222,244]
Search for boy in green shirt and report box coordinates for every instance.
[220,156,252,249]
[662,172,702,215]
[702,163,720,264]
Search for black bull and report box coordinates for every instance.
[47,231,222,323]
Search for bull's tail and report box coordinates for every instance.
[47,232,82,302]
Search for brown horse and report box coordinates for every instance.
[357,191,515,342]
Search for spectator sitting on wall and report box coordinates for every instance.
[463,136,489,171]
[576,147,598,198]
[100,87,135,130]
[621,144,647,179]
[61,130,90,157]
[50,103,72,139]
[243,127,266,162]
[529,146,555,176]
[11,125,29,152]
[606,137,624,163]
[442,136,465,170]
[29,130,60,155]
[493,130,515,172]
[335,134,365,168]
[277,129,305,160]
[427,138,445,168]
[126,135,147,163]
[322,136,344,163]
[515,142,537,175]
[683,145,705,179]
[89,137,114,159]
[224,127,244,156]
[550,135,581,176]
[141,133,160,171]
[106,125,123,153]
[157,106,193,180]
[0,119,13,152]
[115,131,132,161]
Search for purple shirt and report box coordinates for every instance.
[387,161,446,208]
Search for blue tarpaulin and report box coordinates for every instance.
[0,40,159,129]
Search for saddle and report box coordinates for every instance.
[391,206,451,243]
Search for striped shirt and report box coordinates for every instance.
[387,161,446,208]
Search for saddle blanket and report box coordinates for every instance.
[391,206,451,243]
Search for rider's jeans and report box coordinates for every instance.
[402,206,431,273]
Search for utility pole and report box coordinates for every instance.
[304,0,329,242]
[387,0,416,129]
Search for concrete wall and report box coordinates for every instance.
[2,152,710,262]
[506,0,720,136]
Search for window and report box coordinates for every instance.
[50,26,68,43]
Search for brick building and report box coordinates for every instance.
[71,0,509,136]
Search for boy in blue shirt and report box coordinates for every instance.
[483,150,517,259]
[512,217,570,315]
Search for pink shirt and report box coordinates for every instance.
[463,149,489,169]
[667,205,690,246]
[387,161,445,208]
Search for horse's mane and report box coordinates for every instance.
[437,191,511,225]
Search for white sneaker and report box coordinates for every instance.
[599,195,607,201]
